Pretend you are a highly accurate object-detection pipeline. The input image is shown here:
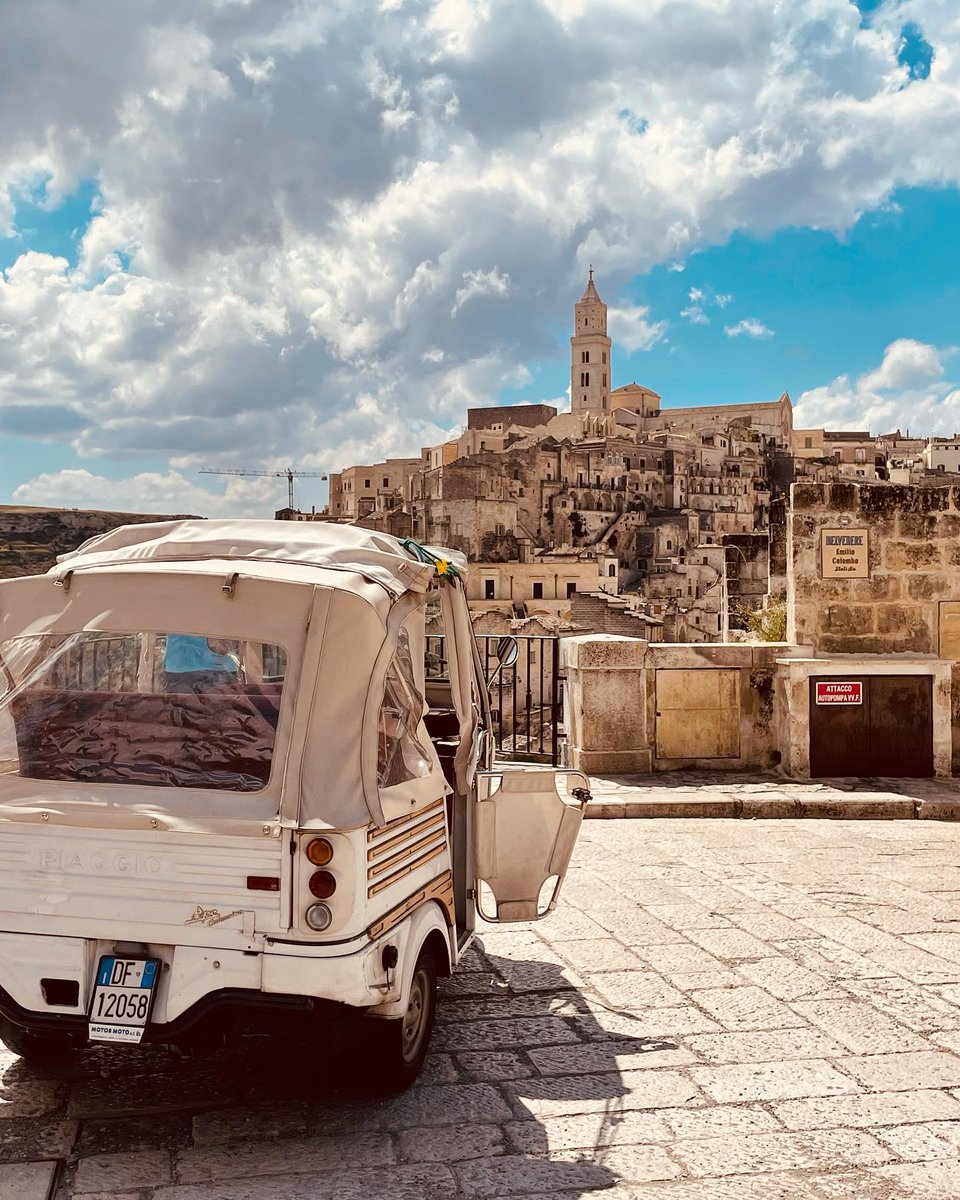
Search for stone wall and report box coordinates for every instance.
[789,480,960,772]
[467,403,557,430]
[788,480,960,655]
[570,592,658,638]
[562,635,789,773]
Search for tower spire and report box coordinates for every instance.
[571,268,611,412]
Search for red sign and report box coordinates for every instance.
[815,681,862,705]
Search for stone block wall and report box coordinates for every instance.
[570,592,651,638]
[561,635,790,774]
[789,481,960,772]
[788,481,960,655]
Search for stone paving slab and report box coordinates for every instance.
[584,770,960,820]
[3,818,960,1197]
[0,1160,58,1200]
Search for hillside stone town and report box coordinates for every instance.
[284,273,960,648]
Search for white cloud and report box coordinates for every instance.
[680,302,708,325]
[681,285,734,324]
[451,267,511,316]
[724,317,774,339]
[607,303,667,352]
[794,338,960,435]
[11,469,255,517]
[0,0,957,509]
[859,337,945,391]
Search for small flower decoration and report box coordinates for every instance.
[435,558,450,576]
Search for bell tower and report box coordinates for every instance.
[570,267,611,412]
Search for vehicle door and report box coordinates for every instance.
[474,769,590,922]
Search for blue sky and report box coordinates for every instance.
[1,0,958,516]
[5,180,959,512]
[504,185,960,422]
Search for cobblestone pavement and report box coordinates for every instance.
[4,818,960,1198]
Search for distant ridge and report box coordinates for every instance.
[0,506,202,579]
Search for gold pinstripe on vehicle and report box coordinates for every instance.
[366,798,447,898]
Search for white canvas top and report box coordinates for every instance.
[0,519,473,834]
[54,519,466,596]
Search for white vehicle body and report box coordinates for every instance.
[0,521,586,1079]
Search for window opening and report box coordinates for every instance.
[0,631,286,792]
[377,625,432,789]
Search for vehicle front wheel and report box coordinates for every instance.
[365,946,437,1093]
[0,1016,77,1065]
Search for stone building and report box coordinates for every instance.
[467,553,616,622]
[327,457,422,521]
[924,437,960,473]
[324,269,799,637]
[783,479,960,776]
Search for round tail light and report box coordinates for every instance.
[308,870,336,899]
[305,903,332,931]
[305,838,333,866]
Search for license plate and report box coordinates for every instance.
[88,956,160,1044]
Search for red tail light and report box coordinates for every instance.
[308,870,336,899]
[247,875,280,892]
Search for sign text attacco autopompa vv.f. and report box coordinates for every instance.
[820,527,870,579]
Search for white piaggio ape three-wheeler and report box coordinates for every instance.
[0,521,588,1088]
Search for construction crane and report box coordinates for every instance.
[199,466,327,511]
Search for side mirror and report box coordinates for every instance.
[496,636,519,669]
[487,636,519,687]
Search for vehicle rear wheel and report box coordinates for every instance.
[0,1016,77,1065]
[365,945,437,1093]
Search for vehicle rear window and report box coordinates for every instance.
[0,631,287,792]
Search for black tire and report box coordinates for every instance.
[365,945,438,1093]
[0,1016,77,1065]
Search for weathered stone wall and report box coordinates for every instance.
[789,480,960,772]
[467,403,557,430]
[788,480,960,655]
[562,635,789,773]
[570,592,654,638]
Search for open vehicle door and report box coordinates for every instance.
[475,770,591,922]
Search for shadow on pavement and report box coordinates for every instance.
[0,941,660,1197]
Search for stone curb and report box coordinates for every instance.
[585,797,960,820]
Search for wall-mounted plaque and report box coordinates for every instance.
[820,528,869,579]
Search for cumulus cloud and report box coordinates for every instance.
[0,0,958,509]
[10,468,270,517]
[451,267,512,317]
[794,338,960,434]
[607,304,666,352]
[725,318,774,339]
[859,337,945,391]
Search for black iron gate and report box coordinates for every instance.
[426,634,563,765]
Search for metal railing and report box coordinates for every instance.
[426,633,562,766]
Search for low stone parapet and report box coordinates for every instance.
[561,635,806,774]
